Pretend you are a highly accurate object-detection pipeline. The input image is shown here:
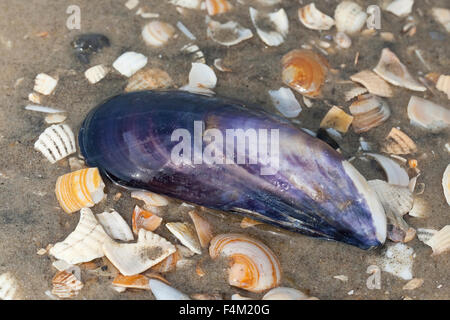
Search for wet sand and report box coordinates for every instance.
[0,0,448,300]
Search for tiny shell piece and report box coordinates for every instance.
[49,208,110,264]
[112,274,150,290]
[298,3,335,31]
[103,229,176,276]
[28,92,41,104]
[34,124,76,164]
[181,43,206,64]
[432,8,450,33]
[408,198,429,218]
[166,222,202,254]
[250,7,289,47]
[320,106,353,133]
[407,96,450,132]
[0,273,20,300]
[381,128,417,155]
[188,210,214,248]
[205,0,233,16]
[142,21,176,47]
[84,65,109,84]
[334,1,367,35]
[55,168,106,214]
[334,32,352,49]
[213,59,232,72]
[132,205,162,234]
[378,243,414,280]
[443,165,450,206]
[183,62,217,95]
[402,278,424,291]
[206,17,253,47]
[344,86,368,101]
[386,0,414,17]
[373,48,426,92]
[262,287,311,300]
[45,113,67,124]
[349,94,391,133]
[268,87,302,118]
[424,225,450,255]
[131,190,169,207]
[149,279,191,300]
[350,70,393,98]
[169,0,202,9]
[52,270,83,299]
[96,210,134,242]
[34,73,58,95]
[436,75,450,99]
[125,68,173,92]
[240,217,263,229]
[113,52,148,77]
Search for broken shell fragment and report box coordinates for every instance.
[112,274,150,290]
[84,65,108,84]
[443,165,450,206]
[298,3,335,31]
[214,58,232,72]
[52,270,83,299]
[55,168,106,214]
[96,210,134,242]
[349,94,391,133]
[250,7,289,47]
[281,49,329,98]
[350,70,393,98]
[169,0,202,9]
[417,228,438,243]
[28,92,41,104]
[422,225,450,255]
[182,62,217,95]
[151,250,179,273]
[149,279,190,300]
[188,211,213,248]
[386,0,414,17]
[344,86,368,101]
[131,190,169,207]
[125,68,173,92]
[407,96,450,131]
[181,43,205,63]
[102,229,176,276]
[373,48,426,91]
[334,31,352,49]
[205,0,233,16]
[132,205,162,234]
[113,52,148,77]
[334,1,367,35]
[402,278,424,291]
[381,128,417,155]
[0,273,20,300]
[436,75,450,99]
[34,73,58,95]
[34,124,76,164]
[431,7,450,33]
[320,106,353,133]
[268,87,302,118]
[240,217,263,229]
[45,113,67,124]
[408,198,429,218]
[366,153,410,187]
[49,208,110,264]
[206,17,253,47]
[378,243,414,280]
[209,234,281,293]
[166,222,202,254]
[142,21,176,47]
[262,287,311,300]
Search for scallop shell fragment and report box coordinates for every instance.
[85,64,108,84]
[181,43,206,63]
[320,106,353,133]
[34,73,58,95]
[268,87,302,118]
[407,96,450,132]
[142,21,176,47]
[149,279,191,300]
[381,128,417,155]
[298,3,335,31]
[188,210,214,248]
[209,234,281,293]
[350,70,393,98]
[443,165,450,206]
[96,210,134,242]
[431,8,450,33]
[103,229,176,276]
[262,287,313,300]
[125,68,173,92]
[334,1,367,35]
[0,273,20,300]
[436,75,450,99]
[55,168,106,214]
[349,94,391,133]
[250,7,289,47]
[205,0,233,16]
[49,208,110,264]
[113,52,148,77]
[206,17,253,47]
[422,225,450,255]
[166,222,202,254]
[34,124,76,164]
[386,0,414,18]
[52,270,83,299]
[373,48,426,91]
[132,205,162,234]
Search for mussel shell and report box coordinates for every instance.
[79,90,386,249]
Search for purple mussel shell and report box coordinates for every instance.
[79,90,386,249]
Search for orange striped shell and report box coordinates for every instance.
[281,49,329,98]
[132,205,162,234]
[205,0,233,16]
[52,270,83,298]
[209,234,281,293]
[55,168,105,214]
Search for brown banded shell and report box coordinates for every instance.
[205,0,233,16]
[281,49,329,98]
[125,68,173,92]
[52,270,83,299]
[142,21,176,47]
[349,94,391,133]
[132,205,162,234]
[381,128,417,155]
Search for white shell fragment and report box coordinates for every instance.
[0,272,20,300]
[113,52,148,77]
[182,62,217,95]
[269,87,302,118]
[417,228,438,244]
[169,0,202,10]
[407,96,450,132]
[84,65,109,84]
[373,48,426,92]
[334,1,367,35]
[142,21,176,47]
[431,8,450,33]
[28,92,41,104]
[386,0,414,18]
[422,225,450,255]
[378,243,414,280]
[34,124,76,164]
[262,287,310,300]
[350,70,393,98]
[148,279,191,300]
[298,3,335,31]
[365,153,410,187]
[166,222,202,254]
[249,7,289,47]
[103,229,176,276]
[408,198,429,218]
[34,73,58,95]
[25,104,65,114]
[131,190,169,207]
[334,32,352,49]
[443,164,450,206]
[177,21,196,40]
[125,0,139,10]
[206,17,253,47]
[96,210,134,242]
[436,75,450,99]
[49,208,110,264]
[45,113,67,124]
